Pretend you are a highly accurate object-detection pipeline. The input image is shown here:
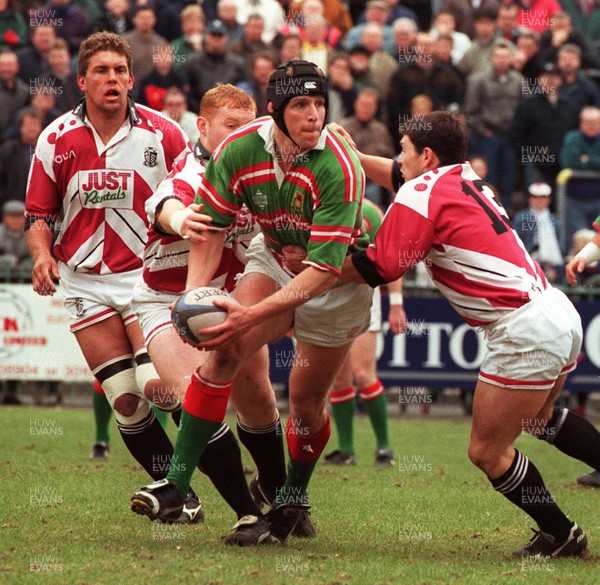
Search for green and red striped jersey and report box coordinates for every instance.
[196,117,368,275]
[361,199,383,242]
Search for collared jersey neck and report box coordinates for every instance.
[194,139,211,164]
[72,93,140,126]
[71,94,140,154]
[256,118,327,186]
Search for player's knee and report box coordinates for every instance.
[238,387,277,421]
[94,356,150,425]
[467,442,490,472]
[113,392,142,416]
[206,346,244,380]
[212,345,238,368]
[254,387,277,413]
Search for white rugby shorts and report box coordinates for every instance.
[368,287,382,333]
[58,264,140,333]
[479,286,582,390]
[131,279,178,345]
[243,234,373,347]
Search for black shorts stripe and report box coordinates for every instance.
[134,351,152,366]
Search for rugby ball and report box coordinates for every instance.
[171,287,238,347]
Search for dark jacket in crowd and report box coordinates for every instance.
[509,93,580,178]
[183,50,247,113]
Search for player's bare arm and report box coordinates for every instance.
[359,155,397,191]
[25,219,60,296]
[156,199,213,243]
[387,277,407,334]
[199,266,337,349]
[186,229,226,290]
[339,255,368,284]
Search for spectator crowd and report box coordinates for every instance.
[1,0,600,285]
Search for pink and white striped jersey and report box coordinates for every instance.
[25,101,191,275]
[354,163,548,326]
[143,148,261,294]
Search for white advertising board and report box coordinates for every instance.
[0,285,92,382]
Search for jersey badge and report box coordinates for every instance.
[291,190,304,214]
[254,189,268,210]
[143,147,158,167]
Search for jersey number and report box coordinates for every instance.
[461,180,512,236]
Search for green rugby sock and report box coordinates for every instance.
[360,381,390,449]
[276,459,316,506]
[167,409,222,496]
[329,387,356,454]
[151,405,169,431]
[167,374,232,496]
[276,415,331,506]
[92,386,112,444]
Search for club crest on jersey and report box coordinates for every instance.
[254,189,267,210]
[143,147,158,167]
[291,190,304,214]
[78,169,135,209]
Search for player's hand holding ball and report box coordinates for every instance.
[171,286,253,349]
[171,287,238,347]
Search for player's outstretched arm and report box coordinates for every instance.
[199,266,337,349]
[565,233,600,286]
[357,154,396,191]
[25,219,60,296]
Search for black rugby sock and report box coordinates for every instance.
[491,450,573,540]
[118,411,174,480]
[538,407,600,470]
[237,416,287,504]
[197,424,261,518]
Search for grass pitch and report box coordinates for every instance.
[0,406,597,585]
